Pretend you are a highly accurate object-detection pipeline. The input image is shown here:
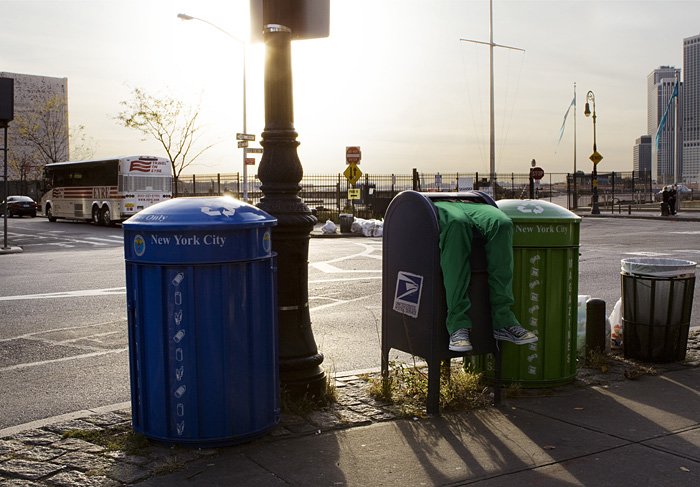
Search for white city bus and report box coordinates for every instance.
[41,156,173,225]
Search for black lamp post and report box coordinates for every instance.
[584,91,601,215]
[1,77,14,250]
[257,24,326,399]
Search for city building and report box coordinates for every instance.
[633,135,652,174]
[683,33,700,184]
[647,66,682,184]
[0,72,68,181]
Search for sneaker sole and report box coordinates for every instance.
[449,344,473,352]
[495,336,538,345]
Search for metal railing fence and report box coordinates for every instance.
[3,170,666,220]
[173,169,658,220]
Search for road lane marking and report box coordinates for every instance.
[311,262,382,273]
[309,277,382,283]
[0,348,128,372]
[0,320,125,343]
[310,292,381,312]
[0,287,126,301]
[85,237,123,243]
[311,242,383,273]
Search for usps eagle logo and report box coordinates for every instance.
[392,271,424,318]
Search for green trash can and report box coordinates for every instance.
[471,200,581,387]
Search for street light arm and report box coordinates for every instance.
[177,11,250,200]
[177,13,245,45]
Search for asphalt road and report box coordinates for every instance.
[0,215,699,431]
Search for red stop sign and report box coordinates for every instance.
[530,167,545,180]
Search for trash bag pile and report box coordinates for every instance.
[350,217,383,237]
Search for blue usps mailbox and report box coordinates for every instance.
[123,196,278,446]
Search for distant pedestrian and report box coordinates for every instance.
[661,186,671,216]
[669,184,678,215]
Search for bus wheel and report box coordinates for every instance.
[46,205,57,223]
[100,206,112,226]
[92,206,102,225]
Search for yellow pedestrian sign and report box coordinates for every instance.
[589,151,603,165]
[344,163,362,185]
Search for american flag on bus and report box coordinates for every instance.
[129,160,154,172]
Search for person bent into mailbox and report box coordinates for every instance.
[434,201,538,352]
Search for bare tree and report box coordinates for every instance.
[116,88,213,196]
[70,124,94,161]
[8,150,42,195]
[15,95,70,165]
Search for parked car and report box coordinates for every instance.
[0,195,38,218]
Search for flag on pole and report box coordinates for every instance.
[655,78,679,150]
[557,94,576,144]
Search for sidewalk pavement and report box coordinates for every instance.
[1,335,699,486]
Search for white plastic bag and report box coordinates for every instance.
[350,217,384,237]
[576,295,590,356]
[321,219,337,234]
[608,298,623,350]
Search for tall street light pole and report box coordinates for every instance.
[584,90,601,215]
[258,24,326,399]
[177,13,250,201]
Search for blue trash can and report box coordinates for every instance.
[123,196,278,446]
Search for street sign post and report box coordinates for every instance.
[530,166,545,180]
[344,163,362,185]
[346,146,361,164]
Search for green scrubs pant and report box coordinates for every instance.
[434,201,520,334]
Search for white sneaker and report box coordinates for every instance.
[493,325,538,345]
[449,328,473,352]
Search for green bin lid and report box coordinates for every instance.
[497,199,580,247]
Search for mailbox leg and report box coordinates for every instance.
[427,357,441,415]
[493,348,502,405]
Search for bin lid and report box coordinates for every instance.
[123,196,276,231]
[496,200,580,247]
[621,257,697,277]
[496,200,580,222]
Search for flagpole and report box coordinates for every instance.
[573,82,577,209]
[460,0,524,199]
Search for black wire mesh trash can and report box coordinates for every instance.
[339,214,354,233]
[621,258,697,363]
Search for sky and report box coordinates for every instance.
[2,0,699,177]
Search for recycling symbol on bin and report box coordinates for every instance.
[201,205,236,217]
[516,202,544,214]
